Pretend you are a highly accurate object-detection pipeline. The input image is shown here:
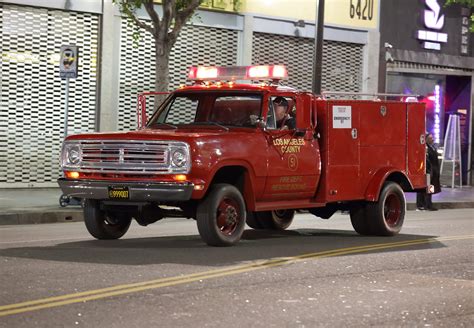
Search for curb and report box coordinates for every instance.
[0,208,83,225]
[406,202,474,211]
[0,202,472,225]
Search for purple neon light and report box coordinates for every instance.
[433,85,441,144]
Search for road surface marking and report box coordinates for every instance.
[0,235,472,317]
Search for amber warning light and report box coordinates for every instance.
[188,65,288,81]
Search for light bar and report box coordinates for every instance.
[248,65,270,78]
[188,66,218,80]
[187,65,288,81]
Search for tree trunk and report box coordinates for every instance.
[153,41,171,110]
[155,44,170,92]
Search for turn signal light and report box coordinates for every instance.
[66,171,80,179]
[173,174,187,182]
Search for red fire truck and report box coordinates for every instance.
[58,65,427,246]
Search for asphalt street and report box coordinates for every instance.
[0,209,473,327]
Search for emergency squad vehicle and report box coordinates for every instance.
[58,65,427,246]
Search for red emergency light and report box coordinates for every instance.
[188,65,288,81]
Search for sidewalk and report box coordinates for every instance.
[0,187,473,225]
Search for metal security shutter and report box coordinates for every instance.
[118,23,239,131]
[390,61,473,73]
[252,32,363,92]
[0,5,99,187]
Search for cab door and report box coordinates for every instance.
[261,93,320,201]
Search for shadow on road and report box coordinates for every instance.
[0,228,442,266]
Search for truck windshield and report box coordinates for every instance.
[147,92,263,128]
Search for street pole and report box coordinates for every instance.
[64,77,70,138]
[312,0,325,95]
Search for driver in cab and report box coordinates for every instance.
[273,97,295,130]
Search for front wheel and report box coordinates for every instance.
[366,182,406,236]
[196,184,246,246]
[83,199,132,240]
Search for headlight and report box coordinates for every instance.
[62,143,82,167]
[171,149,187,167]
[68,146,81,165]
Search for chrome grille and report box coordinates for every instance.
[70,140,189,174]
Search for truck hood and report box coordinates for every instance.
[66,127,231,141]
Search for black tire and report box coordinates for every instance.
[349,203,372,235]
[246,211,264,229]
[196,184,246,246]
[83,199,132,240]
[257,210,295,230]
[366,182,406,236]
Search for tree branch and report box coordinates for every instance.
[116,0,155,35]
[143,0,162,36]
[129,13,155,35]
[169,0,201,44]
[160,0,175,40]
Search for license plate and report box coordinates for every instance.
[108,186,129,199]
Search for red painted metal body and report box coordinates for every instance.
[62,82,426,211]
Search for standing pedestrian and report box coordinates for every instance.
[417,133,441,211]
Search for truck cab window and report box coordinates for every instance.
[210,95,262,127]
[268,96,296,130]
[158,96,199,124]
[150,93,262,128]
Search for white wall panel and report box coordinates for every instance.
[117,23,239,131]
[0,4,99,187]
[252,33,364,93]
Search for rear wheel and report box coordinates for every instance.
[366,182,406,236]
[83,199,132,240]
[257,210,295,230]
[246,211,264,229]
[196,184,246,246]
[349,204,372,235]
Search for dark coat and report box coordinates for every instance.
[427,144,441,194]
[277,116,296,130]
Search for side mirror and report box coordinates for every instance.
[256,119,267,130]
[294,129,306,137]
[296,93,313,131]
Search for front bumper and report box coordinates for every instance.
[57,178,194,202]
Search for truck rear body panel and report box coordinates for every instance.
[315,99,426,204]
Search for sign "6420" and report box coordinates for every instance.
[350,0,374,21]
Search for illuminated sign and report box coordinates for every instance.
[416,0,448,50]
[433,85,441,144]
[460,9,470,55]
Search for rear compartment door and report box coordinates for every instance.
[325,101,361,201]
[407,102,427,189]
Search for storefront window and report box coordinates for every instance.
[387,72,472,185]
[387,72,446,144]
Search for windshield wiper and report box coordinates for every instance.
[190,122,229,131]
[149,122,178,129]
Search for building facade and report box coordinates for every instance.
[0,0,379,187]
[379,0,474,186]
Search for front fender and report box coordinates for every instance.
[191,159,260,210]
